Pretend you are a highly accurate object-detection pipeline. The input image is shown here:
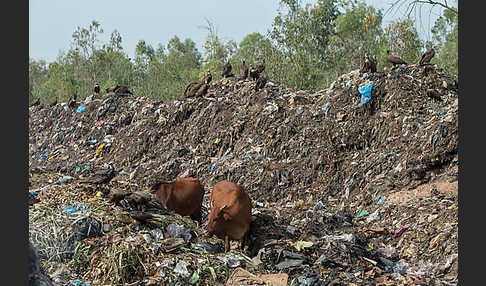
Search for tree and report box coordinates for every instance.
[382,19,423,66]
[269,0,341,90]
[431,8,457,76]
[328,0,384,77]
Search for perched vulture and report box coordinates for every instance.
[203,70,212,85]
[115,85,133,96]
[106,84,121,93]
[386,50,407,66]
[184,82,203,98]
[419,47,435,66]
[68,93,77,108]
[195,83,210,97]
[221,61,233,78]
[255,75,267,91]
[255,59,265,74]
[360,54,371,73]
[79,163,117,185]
[30,97,41,107]
[249,65,259,80]
[94,83,100,94]
[239,59,248,80]
[49,97,58,107]
[370,55,377,73]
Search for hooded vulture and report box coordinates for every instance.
[49,96,58,107]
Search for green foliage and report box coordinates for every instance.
[431,9,458,77]
[328,0,384,77]
[383,19,423,66]
[29,7,458,104]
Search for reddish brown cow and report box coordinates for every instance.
[151,177,205,224]
[207,181,252,252]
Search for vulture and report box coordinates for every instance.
[194,82,210,97]
[79,163,117,185]
[49,96,58,107]
[249,65,259,80]
[255,75,267,91]
[419,47,435,66]
[221,61,233,78]
[30,97,41,107]
[370,55,377,73]
[115,85,133,96]
[360,54,371,73]
[203,70,212,85]
[386,50,407,66]
[184,82,203,98]
[106,84,121,93]
[239,59,248,80]
[94,83,100,94]
[255,59,265,74]
[68,93,77,108]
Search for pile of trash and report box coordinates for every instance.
[29,64,458,285]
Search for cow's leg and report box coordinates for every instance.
[224,235,229,252]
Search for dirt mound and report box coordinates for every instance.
[29,64,458,285]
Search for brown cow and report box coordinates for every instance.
[207,181,252,252]
[151,177,205,224]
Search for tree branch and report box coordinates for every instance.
[415,0,458,14]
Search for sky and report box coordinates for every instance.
[29,0,451,63]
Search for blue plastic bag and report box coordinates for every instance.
[77,105,87,113]
[357,82,373,107]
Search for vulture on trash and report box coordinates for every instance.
[249,65,259,80]
[370,55,377,73]
[419,46,435,66]
[222,61,233,78]
[255,59,265,74]
[203,70,213,84]
[68,93,77,108]
[239,59,248,80]
[79,163,117,185]
[49,96,58,107]
[386,50,407,66]
[184,82,203,98]
[195,82,210,97]
[30,97,41,107]
[94,83,100,94]
[360,54,371,73]
[115,85,133,95]
[255,75,267,91]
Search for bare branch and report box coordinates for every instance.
[415,0,457,14]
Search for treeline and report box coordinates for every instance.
[29,0,457,104]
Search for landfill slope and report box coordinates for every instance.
[29,65,458,285]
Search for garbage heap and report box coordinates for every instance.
[29,64,458,285]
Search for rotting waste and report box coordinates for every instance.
[29,64,458,285]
